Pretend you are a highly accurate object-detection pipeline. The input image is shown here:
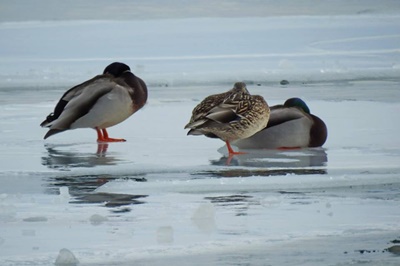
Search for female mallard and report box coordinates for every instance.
[185,82,270,155]
[232,98,327,149]
[40,62,148,142]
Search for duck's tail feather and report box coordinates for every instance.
[44,129,66,139]
[187,128,204,136]
[40,113,57,128]
[187,129,219,139]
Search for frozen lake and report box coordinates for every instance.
[1,3,400,265]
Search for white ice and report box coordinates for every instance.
[1,1,400,265]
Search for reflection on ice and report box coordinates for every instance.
[45,171,149,211]
[205,195,255,217]
[41,143,120,169]
[46,175,148,212]
[208,147,327,176]
[71,192,148,208]
[201,166,327,178]
[46,175,117,196]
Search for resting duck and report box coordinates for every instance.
[232,97,327,149]
[185,82,270,155]
[40,62,148,142]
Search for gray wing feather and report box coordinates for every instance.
[267,107,307,128]
[45,78,116,131]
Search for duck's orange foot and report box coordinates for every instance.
[229,150,247,155]
[225,152,247,165]
[226,141,246,156]
[96,128,126,143]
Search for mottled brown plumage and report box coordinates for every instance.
[186,82,248,126]
[185,82,270,155]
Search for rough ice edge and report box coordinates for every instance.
[1,228,398,266]
[94,172,400,195]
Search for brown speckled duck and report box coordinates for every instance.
[185,82,270,155]
[40,62,148,142]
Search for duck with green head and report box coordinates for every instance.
[40,62,148,142]
[232,97,327,149]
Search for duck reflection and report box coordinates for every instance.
[42,142,148,211]
[45,174,148,211]
[207,148,327,177]
[41,143,120,169]
[72,192,148,209]
[205,194,257,217]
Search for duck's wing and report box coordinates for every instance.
[185,92,228,128]
[40,75,104,127]
[186,106,238,132]
[266,106,308,128]
[186,93,244,131]
[43,76,118,139]
[205,102,241,123]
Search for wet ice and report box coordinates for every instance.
[1,1,400,265]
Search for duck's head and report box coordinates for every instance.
[232,82,249,94]
[284,98,310,114]
[103,62,131,77]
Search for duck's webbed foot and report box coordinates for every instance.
[96,128,126,143]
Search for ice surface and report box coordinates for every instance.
[191,203,216,234]
[1,1,400,265]
[156,226,174,244]
[1,13,400,88]
[1,88,399,266]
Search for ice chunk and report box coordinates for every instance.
[89,214,108,226]
[191,203,216,233]
[55,248,79,266]
[156,226,174,244]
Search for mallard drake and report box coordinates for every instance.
[232,98,327,149]
[40,62,148,142]
[185,82,270,155]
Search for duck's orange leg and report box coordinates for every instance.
[96,128,126,143]
[226,141,246,156]
[224,141,246,165]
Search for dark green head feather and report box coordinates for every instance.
[284,98,310,114]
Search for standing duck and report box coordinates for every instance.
[40,62,148,142]
[232,98,327,149]
[185,82,270,155]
